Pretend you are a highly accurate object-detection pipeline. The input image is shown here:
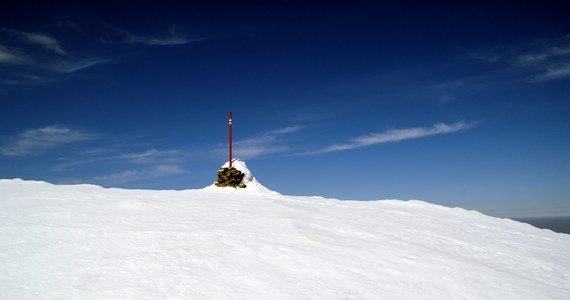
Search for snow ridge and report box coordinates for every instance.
[1,171,570,299]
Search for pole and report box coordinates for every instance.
[228,111,232,169]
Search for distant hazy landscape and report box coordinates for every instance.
[515,217,570,235]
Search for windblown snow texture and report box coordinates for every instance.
[1,162,569,299]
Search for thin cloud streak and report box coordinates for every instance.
[515,46,570,67]
[234,135,288,160]
[0,28,66,55]
[1,74,50,85]
[231,126,303,159]
[57,20,83,32]
[0,125,96,157]
[532,64,570,81]
[118,149,182,163]
[111,25,201,46]
[52,149,182,171]
[308,121,473,154]
[1,27,108,85]
[50,57,110,74]
[92,165,186,185]
[270,126,303,135]
[22,32,66,55]
[471,35,570,82]
[0,45,30,64]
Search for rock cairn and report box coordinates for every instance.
[215,167,247,188]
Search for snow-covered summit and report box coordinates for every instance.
[207,159,276,193]
[1,178,569,299]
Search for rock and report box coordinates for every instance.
[214,167,247,188]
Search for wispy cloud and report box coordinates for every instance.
[428,73,506,104]
[57,20,83,32]
[514,46,570,67]
[111,25,200,46]
[52,148,182,171]
[469,51,502,63]
[0,28,66,55]
[0,45,30,64]
[234,135,287,159]
[471,35,570,82]
[308,121,473,154]
[0,74,47,85]
[269,126,304,135]
[231,126,303,159]
[0,125,96,157]
[50,57,110,74]
[1,56,109,85]
[0,27,109,85]
[118,149,182,163]
[1,22,199,86]
[92,165,186,185]
[22,32,66,55]
[532,64,570,81]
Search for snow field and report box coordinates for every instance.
[1,175,569,299]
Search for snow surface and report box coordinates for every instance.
[1,162,570,299]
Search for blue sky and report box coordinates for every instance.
[1,1,569,217]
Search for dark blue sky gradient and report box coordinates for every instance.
[1,1,569,217]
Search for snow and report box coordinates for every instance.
[1,163,570,299]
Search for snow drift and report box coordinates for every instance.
[1,162,569,299]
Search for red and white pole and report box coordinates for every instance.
[228,112,233,169]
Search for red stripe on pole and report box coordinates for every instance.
[229,112,232,169]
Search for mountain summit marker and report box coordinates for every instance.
[215,112,247,188]
[228,112,232,169]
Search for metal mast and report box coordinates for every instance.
[228,112,232,168]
